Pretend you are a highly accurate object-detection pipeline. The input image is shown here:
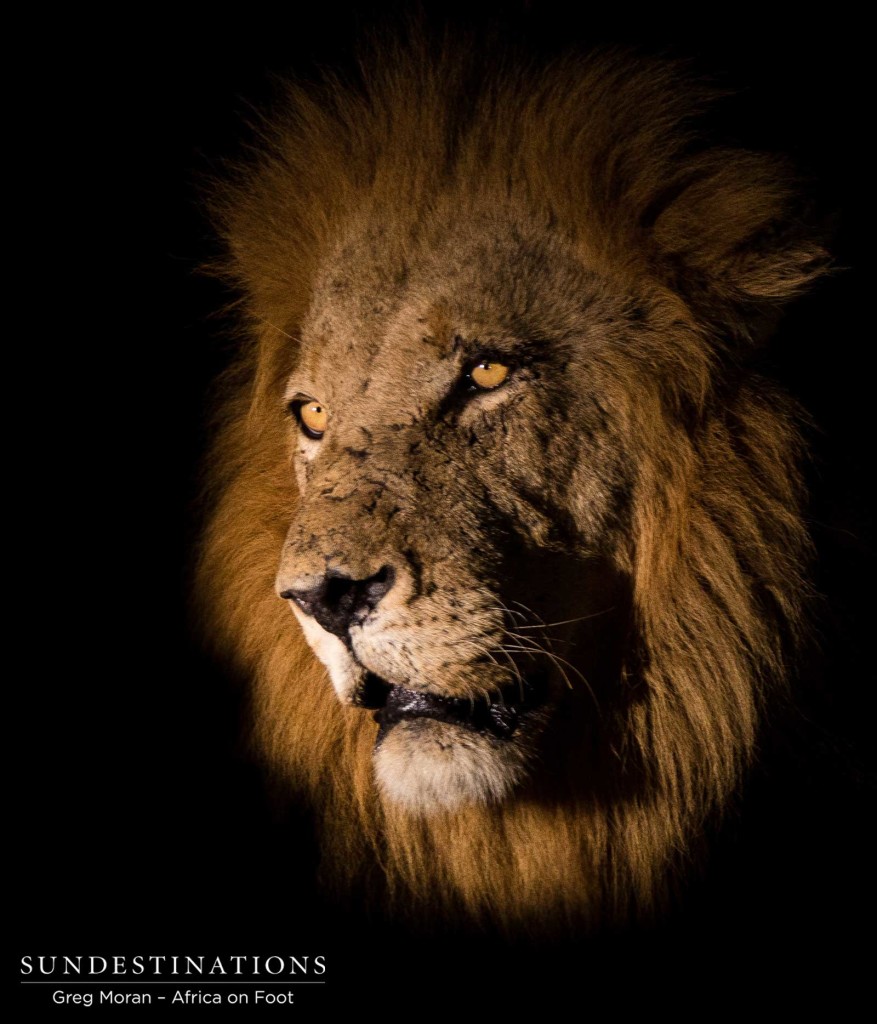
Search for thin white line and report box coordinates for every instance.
[20,981,326,985]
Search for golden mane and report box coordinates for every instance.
[197,34,826,931]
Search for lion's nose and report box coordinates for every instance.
[279,566,396,639]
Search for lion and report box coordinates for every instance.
[196,35,828,932]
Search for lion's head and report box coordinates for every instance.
[198,38,825,929]
[274,209,641,813]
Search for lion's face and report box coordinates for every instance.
[204,40,822,925]
[276,214,637,812]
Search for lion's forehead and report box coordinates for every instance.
[298,310,451,420]
[299,227,616,414]
[305,210,607,334]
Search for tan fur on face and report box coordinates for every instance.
[196,34,825,932]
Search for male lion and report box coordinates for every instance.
[198,37,828,931]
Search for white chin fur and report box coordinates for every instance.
[373,718,530,813]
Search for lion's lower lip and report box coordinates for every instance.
[358,671,546,745]
[375,684,522,740]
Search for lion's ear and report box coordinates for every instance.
[650,151,829,333]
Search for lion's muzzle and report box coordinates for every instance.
[278,565,396,640]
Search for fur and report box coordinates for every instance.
[196,32,826,931]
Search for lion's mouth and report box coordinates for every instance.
[356,671,548,746]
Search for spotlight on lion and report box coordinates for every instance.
[194,20,869,941]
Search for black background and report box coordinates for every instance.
[17,2,873,1013]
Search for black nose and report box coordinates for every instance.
[279,566,396,639]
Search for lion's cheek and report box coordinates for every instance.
[373,719,532,813]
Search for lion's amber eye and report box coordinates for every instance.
[469,360,510,390]
[293,399,328,440]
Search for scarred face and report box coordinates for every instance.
[275,216,635,813]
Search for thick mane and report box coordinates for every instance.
[197,35,824,929]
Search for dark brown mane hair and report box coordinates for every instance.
[197,31,826,930]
